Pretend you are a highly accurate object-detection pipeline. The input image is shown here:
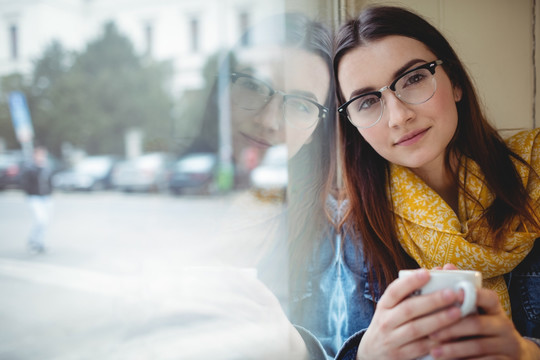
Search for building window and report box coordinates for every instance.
[9,24,18,60]
[239,11,250,47]
[145,23,153,56]
[189,17,199,52]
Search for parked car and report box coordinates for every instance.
[169,152,217,195]
[52,155,118,191]
[0,151,25,190]
[249,144,288,201]
[112,152,173,193]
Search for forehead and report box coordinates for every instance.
[338,35,436,97]
[236,46,330,102]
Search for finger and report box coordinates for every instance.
[389,336,439,360]
[384,288,463,337]
[430,313,491,342]
[378,268,430,309]
[442,263,458,270]
[430,335,515,360]
[392,304,462,347]
[476,288,505,316]
[430,308,515,344]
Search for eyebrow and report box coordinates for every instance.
[235,67,320,101]
[347,58,427,100]
[235,66,256,74]
[234,66,274,85]
[287,89,318,101]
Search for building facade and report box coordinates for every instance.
[0,0,285,95]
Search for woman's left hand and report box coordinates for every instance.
[427,287,540,359]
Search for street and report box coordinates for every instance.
[0,190,290,360]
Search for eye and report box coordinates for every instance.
[354,95,380,112]
[401,69,429,88]
[236,76,268,95]
[242,79,264,92]
[287,98,311,113]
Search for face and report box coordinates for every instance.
[34,148,48,166]
[338,35,461,174]
[230,46,329,160]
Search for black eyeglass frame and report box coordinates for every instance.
[230,72,329,120]
[337,59,444,119]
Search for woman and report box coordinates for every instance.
[179,13,338,359]
[194,13,335,192]
[300,5,540,360]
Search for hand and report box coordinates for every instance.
[432,264,459,271]
[357,269,464,360]
[428,288,540,359]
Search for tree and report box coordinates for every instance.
[53,22,173,155]
[1,21,174,157]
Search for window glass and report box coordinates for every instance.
[0,0,335,358]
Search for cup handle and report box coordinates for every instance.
[455,281,477,317]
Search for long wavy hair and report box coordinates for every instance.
[196,13,337,294]
[334,6,540,293]
[280,14,337,290]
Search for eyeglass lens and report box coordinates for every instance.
[230,76,273,110]
[230,74,321,128]
[346,66,437,128]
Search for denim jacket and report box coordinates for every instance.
[290,199,540,359]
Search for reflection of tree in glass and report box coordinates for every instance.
[175,51,238,156]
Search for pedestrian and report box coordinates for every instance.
[291,5,540,360]
[20,146,54,253]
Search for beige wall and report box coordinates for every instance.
[533,0,540,127]
[290,0,537,132]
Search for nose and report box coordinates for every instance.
[384,92,415,128]
[254,94,283,131]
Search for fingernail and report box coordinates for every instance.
[442,289,455,301]
[431,346,443,358]
[447,306,461,319]
[416,269,429,279]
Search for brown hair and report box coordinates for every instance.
[334,6,540,293]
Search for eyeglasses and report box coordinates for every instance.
[338,60,444,129]
[230,72,328,129]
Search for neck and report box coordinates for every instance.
[410,157,459,214]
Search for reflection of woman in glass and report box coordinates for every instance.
[224,14,337,305]
[228,46,330,160]
[196,13,334,189]
[182,13,337,359]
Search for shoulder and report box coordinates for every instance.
[505,128,540,158]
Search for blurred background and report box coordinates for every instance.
[0,0,536,359]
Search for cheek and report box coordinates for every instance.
[285,125,313,157]
[231,108,253,130]
[357,126,385,153]
[431,80,459,113]
[429,86,460,130]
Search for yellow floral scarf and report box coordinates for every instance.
[390,129,540,316]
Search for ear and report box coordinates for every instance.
[453,86,463,102]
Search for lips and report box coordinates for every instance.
[239,131,273,148]
[394,127,430,146]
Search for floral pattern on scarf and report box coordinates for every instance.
[390,128,540,316]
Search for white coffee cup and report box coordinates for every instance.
[398,269,482,317]
[399,269,482,360]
